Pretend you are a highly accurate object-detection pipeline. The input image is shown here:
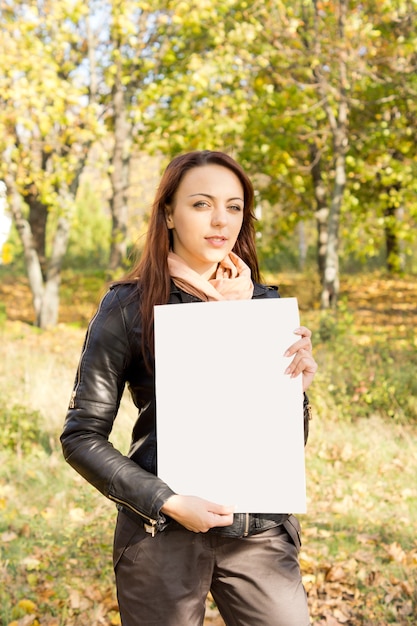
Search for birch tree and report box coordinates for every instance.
[0,0,99,326]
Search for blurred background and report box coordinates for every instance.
[0,1,416,625]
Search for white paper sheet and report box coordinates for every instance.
[154,297,306,513]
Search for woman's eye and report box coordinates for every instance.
[229,204,242,212]
[194,201,209,208]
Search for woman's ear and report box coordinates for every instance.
[165,209,174,229]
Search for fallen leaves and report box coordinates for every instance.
[298,532,417,625]
[1,273,417,625]
[384,541,407,564]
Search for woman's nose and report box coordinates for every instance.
[211,207,228,226]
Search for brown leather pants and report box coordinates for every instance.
[113,511,310,626]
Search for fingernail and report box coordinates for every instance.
[283,349,290,357]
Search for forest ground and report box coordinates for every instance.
[1,270,416,626]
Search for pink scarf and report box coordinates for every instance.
[167,251,254,301]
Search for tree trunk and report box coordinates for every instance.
[5,176,74,328]
[297,221,307,270]
[320,155,344,308]
[108,57,132,272]
[310,143,329,281]
[5,178,44,323]
[38,213,71,327]
[25,188,48,279]
[384,202,402,274]
[318,0,349,309]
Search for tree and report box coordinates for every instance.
[94,0,163,271]
[0,0,99,326]
[86,1,236,270]
[93,0,261,270]
[346,0,417,273]
[232,0,416,302]
[309,0,349,307]
[233,0,352,306]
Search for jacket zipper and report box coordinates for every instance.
[243,513,250,537]
[109,494,158,537]
[69,297,105,409]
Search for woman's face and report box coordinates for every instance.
[166,164,244,279]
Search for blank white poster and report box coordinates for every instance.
[154,297,306,513]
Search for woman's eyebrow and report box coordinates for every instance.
[188,193,244,202]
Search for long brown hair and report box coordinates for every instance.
[123,150,260,365]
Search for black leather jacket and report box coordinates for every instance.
[61,280,306,537]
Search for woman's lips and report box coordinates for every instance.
[205,236,227,248]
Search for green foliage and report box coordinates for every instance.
[65,182,111,269]
[0,404,52,454]
[0,301,6,329]
[314,304,417,423]
[2,0,417,328]
[316,301,356,343]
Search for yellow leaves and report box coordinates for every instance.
[303,400,417,621]
[175,0,189,15]
[325,558,358,582]
[16,599,37,613]
[304,533,417,623]
[20,557,41,571]
[0,2,99,206]
[316,440,355,463]
[69,506,86,523]
[158,13,169,25]
[2,279,417,626]
[256,56,271,70]
[110,612,122,625]
[68,588,90,611]
[383,541,408,564]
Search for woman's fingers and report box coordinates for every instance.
[284,327,313,357]
[283,327,318,391]
[285,349,317,377]
[161,495,235,533]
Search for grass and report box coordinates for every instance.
[1,270,417,625]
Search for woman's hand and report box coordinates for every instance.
[161,495,235,533]
[284,326,318,391]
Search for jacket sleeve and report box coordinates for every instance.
[60,288,175,530]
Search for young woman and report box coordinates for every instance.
[61,150,317,626]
